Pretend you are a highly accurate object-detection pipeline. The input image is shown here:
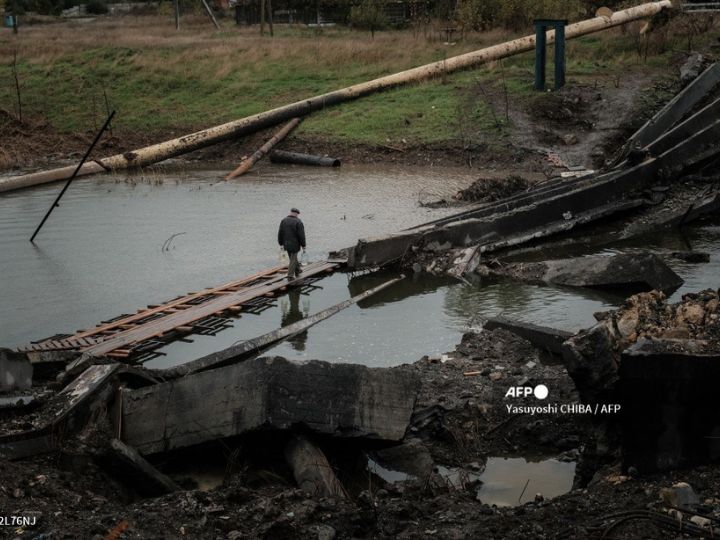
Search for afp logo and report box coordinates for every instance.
[505,384,549,400]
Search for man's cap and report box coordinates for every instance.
[290,207,300,214]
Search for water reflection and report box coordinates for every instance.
[280,289,309,351]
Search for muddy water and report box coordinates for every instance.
[0,164,472,348]
[1,165,719,368]
[477,457,576,507]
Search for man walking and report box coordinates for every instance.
[278,207,306,279]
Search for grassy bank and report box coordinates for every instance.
[0,14,716,154]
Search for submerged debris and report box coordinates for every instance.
[454,175,531,203]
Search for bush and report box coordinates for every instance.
[349,0,387,38]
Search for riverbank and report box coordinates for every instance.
[1,14,716,172]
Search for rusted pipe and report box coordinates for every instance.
[269,150,341,167]
[225,117,301,179]
[0,0,672,193]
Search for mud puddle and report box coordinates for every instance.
[367,454,575,508]
[477,456,576,507]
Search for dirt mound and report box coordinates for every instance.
[455,174,530,203]
[527,88,596,130]
[0,110,84,170]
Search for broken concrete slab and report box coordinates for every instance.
[370,438,434,481]
[654,117,720,179]
[122,357,419,455]
[618,189,720,240]
[647,96,720,158]
[619,337,720,473]
[561,323,619,406]
[0,364,120,459]
[623,62,720,154]
[351,157,659,268]
[488,253,683,294]
[483,317,573,356]
[284,435,346,499]
[0,348,33,392]
[105,439,181,497]
[25,350,79,380]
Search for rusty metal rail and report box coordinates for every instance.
[20,261,338,361]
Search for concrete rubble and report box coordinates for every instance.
[478,252,684,294]
[122,357,419,455]
[0,348,33,392]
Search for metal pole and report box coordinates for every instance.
[200,0,220,30]
[30,111,115,243]
[174,0,180,30]
[534,22,546,90]
[12,0,18,34]
[554,22,566,89]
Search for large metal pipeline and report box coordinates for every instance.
[0,0,672,194]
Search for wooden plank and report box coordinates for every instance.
[82,261,337,357]
[65,265,287,340]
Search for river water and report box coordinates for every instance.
[0,164,471,350]
[1,164,719,369]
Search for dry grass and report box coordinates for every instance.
[0,15,544,77]
[0,13,715,145]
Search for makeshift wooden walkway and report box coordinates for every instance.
[20,261,338,362]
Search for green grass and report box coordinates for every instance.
[0,16,713,149]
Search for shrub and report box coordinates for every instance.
[349,0,387,38]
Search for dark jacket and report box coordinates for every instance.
[278,215,306,253]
